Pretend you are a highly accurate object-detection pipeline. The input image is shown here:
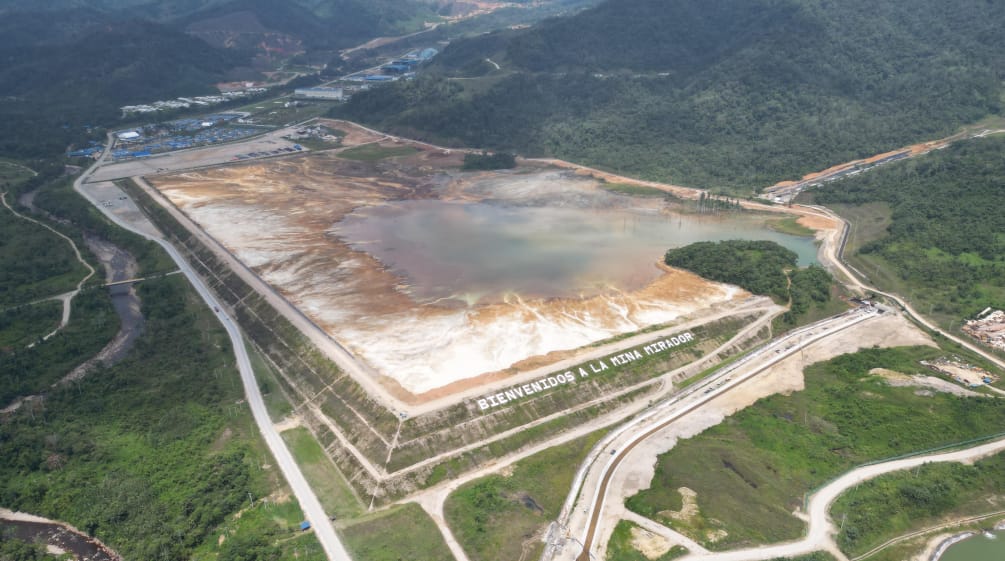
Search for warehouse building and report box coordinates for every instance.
[294,87,345,101]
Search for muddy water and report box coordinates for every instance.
[0,518,118,560]
[939,530,1005,561]
[333,200,818,304]
[82,236,143,367]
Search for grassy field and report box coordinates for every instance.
[771,284,852,334]
[233,99,340,127]
[444,429,607,561]
[247,339,295,421]
[766,216,817,237]
[606,520,687,561]
[806,137,1005,330]
[0,159,36,185]
[0,289,118,404]
[625,346,1005,550]
[281,427,364,520]
[0,201,93,305]
[833,451,1005,557]
[336,144,418,161]
[339,503,453,561]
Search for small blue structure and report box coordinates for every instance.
[299,521,311,531]
[365,75,394,82]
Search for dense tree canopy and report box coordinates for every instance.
[335,0,1005,192]
[814,134,1005,317]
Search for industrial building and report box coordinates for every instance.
[294,87,345,101]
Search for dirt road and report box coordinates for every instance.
[1,191,96,344]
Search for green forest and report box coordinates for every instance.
[335,0,1005,191]
[462,151,517,171]
[0,0,439,158]
[0,20,243,158]
[0,162,322,560]
[0,276,300,560]
[813,134,1005,321]
[664,240,833,324]
[833,454,1005,556]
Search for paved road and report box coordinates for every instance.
[75,145,353,561]
[549,307,879,561]
[803,203,1005,373]
[681,436,1005,561]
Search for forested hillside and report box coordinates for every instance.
[664,240,834,325]
[335,0,1005,191]
[0,20,245,157]
[0,0,441,158]
[813,134,1005,321]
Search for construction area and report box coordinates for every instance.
[921,356,998,388]
[963,309,1005,352]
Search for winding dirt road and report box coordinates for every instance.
[1,191,96,345]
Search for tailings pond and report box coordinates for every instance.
[333,200,819,304]
[939,529,1005,561]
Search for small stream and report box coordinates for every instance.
[4,190,144,404]
[80,235,144,368]
[0,514,119,560]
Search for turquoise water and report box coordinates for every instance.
[333,200,819,302]
[939,530,1005,561]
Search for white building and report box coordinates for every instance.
[294,87,344,101]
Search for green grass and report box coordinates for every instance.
[766,216,816,237]
[833,451,1005,557]
[0,203,92,305]
[606,520,688,561]
[236,99,339,127]
[600,182,669,198]
[190,476,325,561]
[0,300,61,349]
[771,284,852,334]
[0,159,36,185]
[247,340,294,421]
[293,136,342,151]
[773,554,838,561]
[0,289,118,404]
[336,144,418,161]
[444,429,607,561]
[339,503,453,561]
[281,427,364,520]
[625,346,1005,550]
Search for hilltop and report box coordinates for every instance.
[334,0,1005,191]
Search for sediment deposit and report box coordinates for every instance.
[150,146,744,396]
